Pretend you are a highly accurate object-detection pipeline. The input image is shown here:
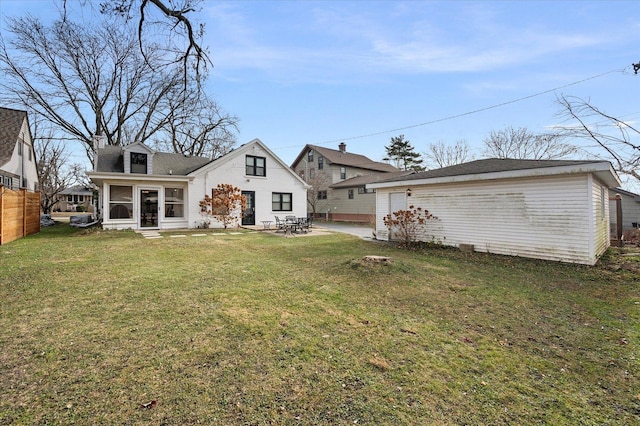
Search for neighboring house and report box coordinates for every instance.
[0,107,39,192]
[291,142,398,222]
[87,138,309,230]
[369,158,621,265]
[56,185,95,213]
[609,187,640,231]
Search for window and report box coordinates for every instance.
[318,190,327,200]
[67,195,73,203]
[307,149,314,162]
[109,185,133,219]
[348,189,354,199]
[165,188,184,218]
[131,152,147,174]
[318,155,324,170]
[340,167,346,180]
[358,187,375,194]
[272,192,292,211]
[246,155,266,176]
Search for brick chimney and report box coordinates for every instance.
[338,142,346,152]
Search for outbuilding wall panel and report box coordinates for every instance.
[376,174,601,264]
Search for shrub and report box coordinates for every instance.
[383,205,437,244]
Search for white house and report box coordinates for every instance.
[88,138,309,230]
[0,107,39,192]
[368,158,621,265]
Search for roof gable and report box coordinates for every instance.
[190,138,309,186]
[0,107,29,167]
[291,144,398,173]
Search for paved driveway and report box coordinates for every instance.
[315,221,376,240]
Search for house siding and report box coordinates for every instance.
[376,174,603,264]
[190,143,308,228]
[329,188,376,222]
[1,118,39,191]
[293,145,397,222]
[591,177,610,260]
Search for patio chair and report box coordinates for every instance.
[274,216,285,231]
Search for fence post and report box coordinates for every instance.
[22,188,27,238]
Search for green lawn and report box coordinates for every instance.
[1,224,638,425]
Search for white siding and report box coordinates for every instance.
[330,188,376,215]
[376,174,605,264]
[2,118,39,191]
[609,191,640,230]
[590,177,610,260]
[189,142,307,228]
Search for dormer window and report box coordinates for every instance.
[131,152,147,174]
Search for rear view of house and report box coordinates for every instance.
[88,138,308,230]
[369,159,621,265]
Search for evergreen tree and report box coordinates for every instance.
[384,135,425,171]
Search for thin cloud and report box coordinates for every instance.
[203,2,632,84]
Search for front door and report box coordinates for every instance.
[242,191,255,226]
[140,189,159,228]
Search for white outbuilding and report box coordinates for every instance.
[368,159,621,265]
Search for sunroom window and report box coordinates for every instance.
[164,188,184,218]
[109,185,133,219]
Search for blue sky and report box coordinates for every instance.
[2,1,639,184]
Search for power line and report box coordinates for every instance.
[274,66,629,152]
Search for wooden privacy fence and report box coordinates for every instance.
[0,186,41,245]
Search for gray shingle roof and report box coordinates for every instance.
[331,170,414,188]
[0,107,28,167]
[377,158,603,183]
[95,145,212,175]
[292,144,398,173]
[59,185,93,195]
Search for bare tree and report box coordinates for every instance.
[482,126,577,160]
[97,0,211,85]
[425,139,474,168]
[555,95,639,182]
[1,16,179,154]
[305,172,331,217]
[33,128,76,214]
[1,13,237,160]
[153,94,238,158]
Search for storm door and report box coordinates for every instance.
[140,189,159,228]
[242,191,255,226]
